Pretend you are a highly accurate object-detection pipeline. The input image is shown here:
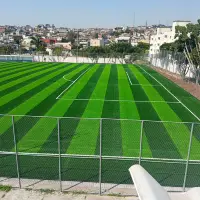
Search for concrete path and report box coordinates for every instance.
[0,189,138,200]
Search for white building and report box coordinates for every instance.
[90,39,104,47]
[54,42,72,50]
[115,36,131,44]
[150,21,191,55]
[21,38,33,50]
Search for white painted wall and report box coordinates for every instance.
[33,55,125,64]
[149,55,194,78]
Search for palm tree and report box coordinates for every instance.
[15,39,22,54]
[4,45,14,55]
[31,36,44,51]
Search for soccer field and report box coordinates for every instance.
[0,62,200,188]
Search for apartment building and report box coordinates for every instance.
[150,21,191,55]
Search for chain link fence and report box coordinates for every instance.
[149,50,195,81]
[0,53,149,65]
[32,53,148,64]
[0,114,200,195]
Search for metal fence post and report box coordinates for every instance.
[99,119,102,195]
[183,123,194,192]
[139,121,144,165]
[57,118,62,192]
[12,115,21,189]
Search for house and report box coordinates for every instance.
[90,39,104,47]
[54,42,72,50]
[150,21,191,55]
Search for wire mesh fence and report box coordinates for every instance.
[0,114,200,194]
[0,53,149,65]
[149,50,195,81]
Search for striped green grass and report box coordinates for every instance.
[0,62,200,160]
[1,62,200,187]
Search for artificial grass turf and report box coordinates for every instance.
[0,63,198,159]
[0,62,42,79]
[0,63,67,97]
[130,65,199,159]
[135,65,198,122]
[101,65,122,156]
[0,64,89,151]
[16,64,99,153]
[1,154,200,189]
[0,63,199,158]
[117,65,142,157]
[138,65,200,121]
[0,62,32,73]
[0,63,82,114]
[40,64,104,154]
[1,62,200,188]
[0,62,52,85]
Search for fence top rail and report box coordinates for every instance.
[1,151,200,164]
[0,113,199,125]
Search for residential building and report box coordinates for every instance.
[55,42,72,50]
[21,38,33,50]
[150,21,191,55]
[90,39,104,47]
[115,36,131,44]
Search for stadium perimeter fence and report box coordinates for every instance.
[0,53,148,64]
[0,114,200,195]
[149,50,195,80]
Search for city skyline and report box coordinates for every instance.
[0,0,200,28]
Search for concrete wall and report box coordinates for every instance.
[0,54,126,64]
[33,55,125,64]
[149,56,193,78]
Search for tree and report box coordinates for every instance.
[53,47,64,56]
[0,45,14,55]
[94,33,98,39]
[14,36,23,54]
[159,19,200,84]
[175,20,200,84]
[31,37,45,50]
[61,38,70,43]
[67,31,76,44]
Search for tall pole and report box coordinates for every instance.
[76,29,79,63]
[99,119,102,195]
[57,118,62,192]
[183,123,194,192]
[12,116,21,188]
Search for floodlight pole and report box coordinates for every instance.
[76,29,79,63]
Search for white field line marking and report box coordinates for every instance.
[126,72,133,85]
[136,65,200,121]
[63,75,74,82]
[131,84,161,87]
[56,68,92,99]
[58,98,181,104]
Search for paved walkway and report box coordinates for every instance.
[0,189,138,200]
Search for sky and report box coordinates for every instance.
[0,0,200,28]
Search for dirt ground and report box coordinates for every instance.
[152,67,200,100]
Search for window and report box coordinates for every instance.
[158,37,160,40]
[165,35,168,38]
